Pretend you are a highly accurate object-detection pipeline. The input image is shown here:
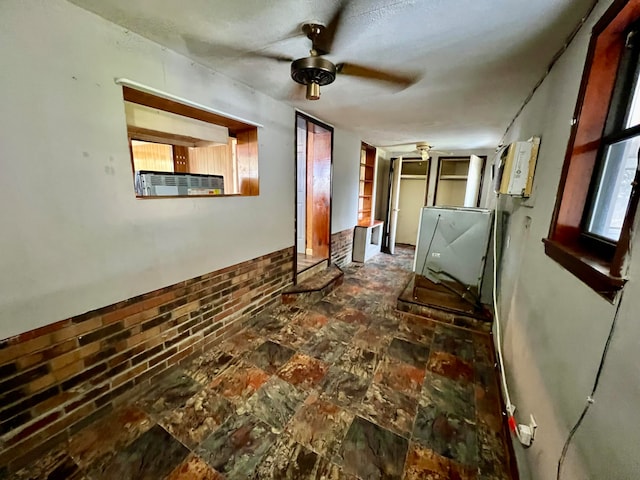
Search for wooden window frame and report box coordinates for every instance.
[544,0,640,300]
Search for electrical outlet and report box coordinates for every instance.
[517,415,538,447]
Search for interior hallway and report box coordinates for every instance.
[10,247,513,480]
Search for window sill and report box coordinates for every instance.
[542,238,625,301]
[136,193,243,199]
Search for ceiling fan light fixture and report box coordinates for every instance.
[306,82,321,100]
[416,143,432,161]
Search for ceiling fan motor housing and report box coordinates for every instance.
[291,56,337,87]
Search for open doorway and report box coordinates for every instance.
[396,159,429,245]
[295,113,333,282]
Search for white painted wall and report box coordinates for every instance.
[0,0,361,339]
[495,1,640,478]
[331,129,361,234]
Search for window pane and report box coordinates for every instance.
[586,136,640,241]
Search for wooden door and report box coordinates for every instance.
[306,125,331,259]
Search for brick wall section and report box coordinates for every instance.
[0,247,293,471]
[331,228,354,268]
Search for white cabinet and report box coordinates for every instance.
[353,221,384,262]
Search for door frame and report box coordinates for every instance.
[382,157,396,253]
[293,111,334,284]
[387,156,403,255]
[396,158,430,246]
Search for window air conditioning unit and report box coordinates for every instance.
[494,137,540,197]
[135,171,224,196]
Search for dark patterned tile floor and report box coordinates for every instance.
[12,246,515,480]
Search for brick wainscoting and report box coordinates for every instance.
[331,228,354,268]
[0,247,293,471]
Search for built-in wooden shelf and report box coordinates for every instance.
[435,157,473,207]
[358,143,377,226]
[440,174,468,180]
[357,219,383,228]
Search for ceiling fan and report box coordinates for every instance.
[247,4,418,100]
[383,142,452,160]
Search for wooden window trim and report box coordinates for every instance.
[545,0,640,300]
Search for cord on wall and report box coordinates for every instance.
[492,180,537,447]
[492,194,513,413]
[556,288,626,479]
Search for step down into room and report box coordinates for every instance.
[282,265,344,305]
[397,273,493,333]
[296,259,328,284]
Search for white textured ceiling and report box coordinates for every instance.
[68,0,594,150]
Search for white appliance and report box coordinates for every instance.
[135,171,224,196]
[494,137,540,197]
[414,206,493,296]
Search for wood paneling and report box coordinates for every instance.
[236,129,259,196]
[173,145,190,173]
[130,140,173,172]
[188,141,237,194]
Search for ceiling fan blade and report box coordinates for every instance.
[182,34,293,62]
[314,2,347,55]
[336,62,417,88]
[250,51,294,62]
[381,143,418,153]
